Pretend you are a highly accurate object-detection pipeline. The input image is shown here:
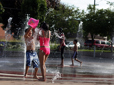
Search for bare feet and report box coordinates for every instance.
[38,77,47,81]
[58,64,64,67]
[33,76,39,79]
[24,74,27,78]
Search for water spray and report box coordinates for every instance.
[52,71,61,83]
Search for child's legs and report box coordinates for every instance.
[75,58,82,63]
[71,52,77,65]
[71,58,74,65]
[45,54,49,62]
[34,68,38,78]
[61,46,65,65]
[32,52,39,78]
[25,66,29,77]
[25,52,31,77]
[39,50,47,81]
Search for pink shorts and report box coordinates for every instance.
[40,47,50,55]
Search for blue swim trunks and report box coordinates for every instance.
[26,50,39,68]
[72,51,78,59]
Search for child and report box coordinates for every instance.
[58,28,66,67]
[38,22,51,81]
[70,39,82,66]
[24,27,39,79]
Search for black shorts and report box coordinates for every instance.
[71,51,77,59]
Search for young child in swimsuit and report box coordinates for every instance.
[24,27,39,79]
[70,39,82,67]
[37,22,51,81]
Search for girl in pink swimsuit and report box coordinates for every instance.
[39,35,50,55]
[37,22,51,81]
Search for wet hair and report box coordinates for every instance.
[58,28,63,33]
[74,39,78,43]
[40,22,49,31]
[25,29,28,33]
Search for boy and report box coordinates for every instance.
[70,39,82,67]
[24,27,39,79]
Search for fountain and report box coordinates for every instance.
[1,1,114,84]
[3,17,13,58]
[5,17,13,41]
[76,21,84,48]
[1,9,114,84]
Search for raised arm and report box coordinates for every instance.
[24,27,32,39]
[54,32,63,39]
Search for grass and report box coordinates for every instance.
[78,49,113,53]
[0,39,23,42]
[3,48,24,51]
[50,43,59,50]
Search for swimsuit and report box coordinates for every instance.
[26,50,39,68]
[60,33,66,46]
[39,36,50,55]
[72,51,78,59]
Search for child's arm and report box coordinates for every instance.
[24,27,32,38]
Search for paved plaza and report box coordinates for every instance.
[0,51,114,85]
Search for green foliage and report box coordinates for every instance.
[0,2,4,22]
[50,43,59,50]
[7,43,12,49]
[1,0,47,39]
[6,43,23,51]
[0,2,4,14]
[21,0,47,22]
[82,5,114,39]
[45,4,81,38]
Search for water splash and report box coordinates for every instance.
[24,14,30,30]
[4,17,13,58]
[5,17,13,41]
[46,68,61,83]
[77,21,84,47]
[52,71,61,83]
[100,47,105,56]
[78,21,83,33]
[45,8,54,21]
[54,30,63,39]
[7,17,12,29]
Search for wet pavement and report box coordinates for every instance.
[0,52,114,83]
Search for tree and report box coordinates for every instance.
[81,5,97,43]
[1,0,22,27]
[1,0,48,39]
[21,0,47,22]
[46,0,60,9]
[82,4,114,52]
[45,4,81,38]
